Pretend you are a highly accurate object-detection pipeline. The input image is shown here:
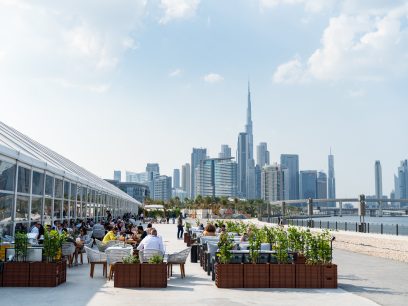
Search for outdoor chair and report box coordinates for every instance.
[139,249,164,263]
[105,246,133,280]
[261,243,271,251]
[78,237,94,264]
[92,226,106,240]
[207,243,219,276]
[62,242,75,267]
[84,246,107,278]
[167,248,190,278]
[95,239,122,252]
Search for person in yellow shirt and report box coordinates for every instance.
[102,226,118,244]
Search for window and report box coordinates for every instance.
[15,195,29,221]
[54,199,62,220]
[0,160,16,191]
[64,181,70,199]
[44,198,52,223]
[17,166,31,194]
[0,193,13,224]
[70,183,77,200]
[63,200,69,218]
[45,175,54,196]
[55,179,63,198]
[77,186,81,201]
[31,197,42,221]
[32,171,44,195]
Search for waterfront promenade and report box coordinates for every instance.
[1,223,407,306]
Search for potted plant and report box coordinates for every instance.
[287,227,306,264]
[244,227,269,288]
[184,222,191,244]
[114,255,141,288]
[215,232,243,288]
[319,230,337,288]
[30,230,67,287]
[296,230,322,288]
[3,232,30,287]
[270,228,295,288]
[141,254,167,288]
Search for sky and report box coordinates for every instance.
[0,0,407,198]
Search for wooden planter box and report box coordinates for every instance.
[296,264,322,288]
[30,261,65,287]
[114,263,141,288]
[322,264,337,288]
[184,233,189,243]
[294,254,306,264]
[215,264,243,288]
[243,264,270,288]
[270,264,296,288]
[0,263,3,287]
[3,262,30,287]
[141,263,167,288]
[58,260,66,285]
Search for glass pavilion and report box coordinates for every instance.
[0,121,141,237]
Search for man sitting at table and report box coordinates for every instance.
[136,228,164,254]
[102,226,118,244]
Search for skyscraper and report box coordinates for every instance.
[114,170,121,182]
[256,142,270,167]
[219,144,232,158]
[190,148,207,199]
[153,175,172,202]
[375,161,383,199]
[146,163,160,181]
[195,157,237,198]
[280,154,299,200]
[261,163,288,202]
[328,151,336,205]
[395,160,408,207]
[181,163,191,198]
[300,170,317,200]
[237,82,256,199]
[173,169,180,189]
[317,171,328,207]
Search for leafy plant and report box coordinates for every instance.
[122,255,140,264]
[43,230,67,262]
[248,227,261,264]
[317,230,332,264]
[185,222,191,230]
[14,232,28,261]
[148,254,164,264]
[287,226,306,255]
[217,232,234,264]
[275,228,289,264]
[195,219,201,226]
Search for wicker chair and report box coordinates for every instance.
[167,248,190,278]
[92,225,106,240]
[105,246,133,280]
[84,246,107,278]
[139,249,164,263]
[95,239,122,252]
[62,242,76,267]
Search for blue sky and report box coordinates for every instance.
[1,0,407,197]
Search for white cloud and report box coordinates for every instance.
[273,3,408,83]
[169,68,182,77]
[159,0,200,24]
[203,73,224,83]
[273,58,306,83]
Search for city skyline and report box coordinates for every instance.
[1,1,407,198]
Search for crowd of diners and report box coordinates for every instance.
[27,211,167,264]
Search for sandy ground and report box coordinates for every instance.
[246,218,408,263]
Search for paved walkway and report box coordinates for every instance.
[1,223,406,306]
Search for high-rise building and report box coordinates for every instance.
[280,154,299,200]
[375,161,383,199]
[153,175,172,202]
[300,170,317,200]
[256,142,270,167]
[195,158,237,198]
[106,180,150,204]
[219,144,232,158]
[181,163,191,198]
[261,163,288,202]
[317,171,328,207]
[255,165,262,199]
[173,169,180,189]
[146,163,160,181]
[328,151,336,205]
[395,160,408,207]
[237,82,256,199]
[190,148,207,199]
[114,170,121,182]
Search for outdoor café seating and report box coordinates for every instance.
[84,246,107,278]
[167,248,190,279]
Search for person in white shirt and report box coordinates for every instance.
[30,222,40,239]
[136,228,165,254]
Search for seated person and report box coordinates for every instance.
[135,225,147,242]
[136,228,164,254]
[240,228,252,243]
[203,224,216,236]
[198,224,205,231]
[146,223,153,235]
[102,226,118,244]
[220,224,226,233]
[30,222,41,239]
